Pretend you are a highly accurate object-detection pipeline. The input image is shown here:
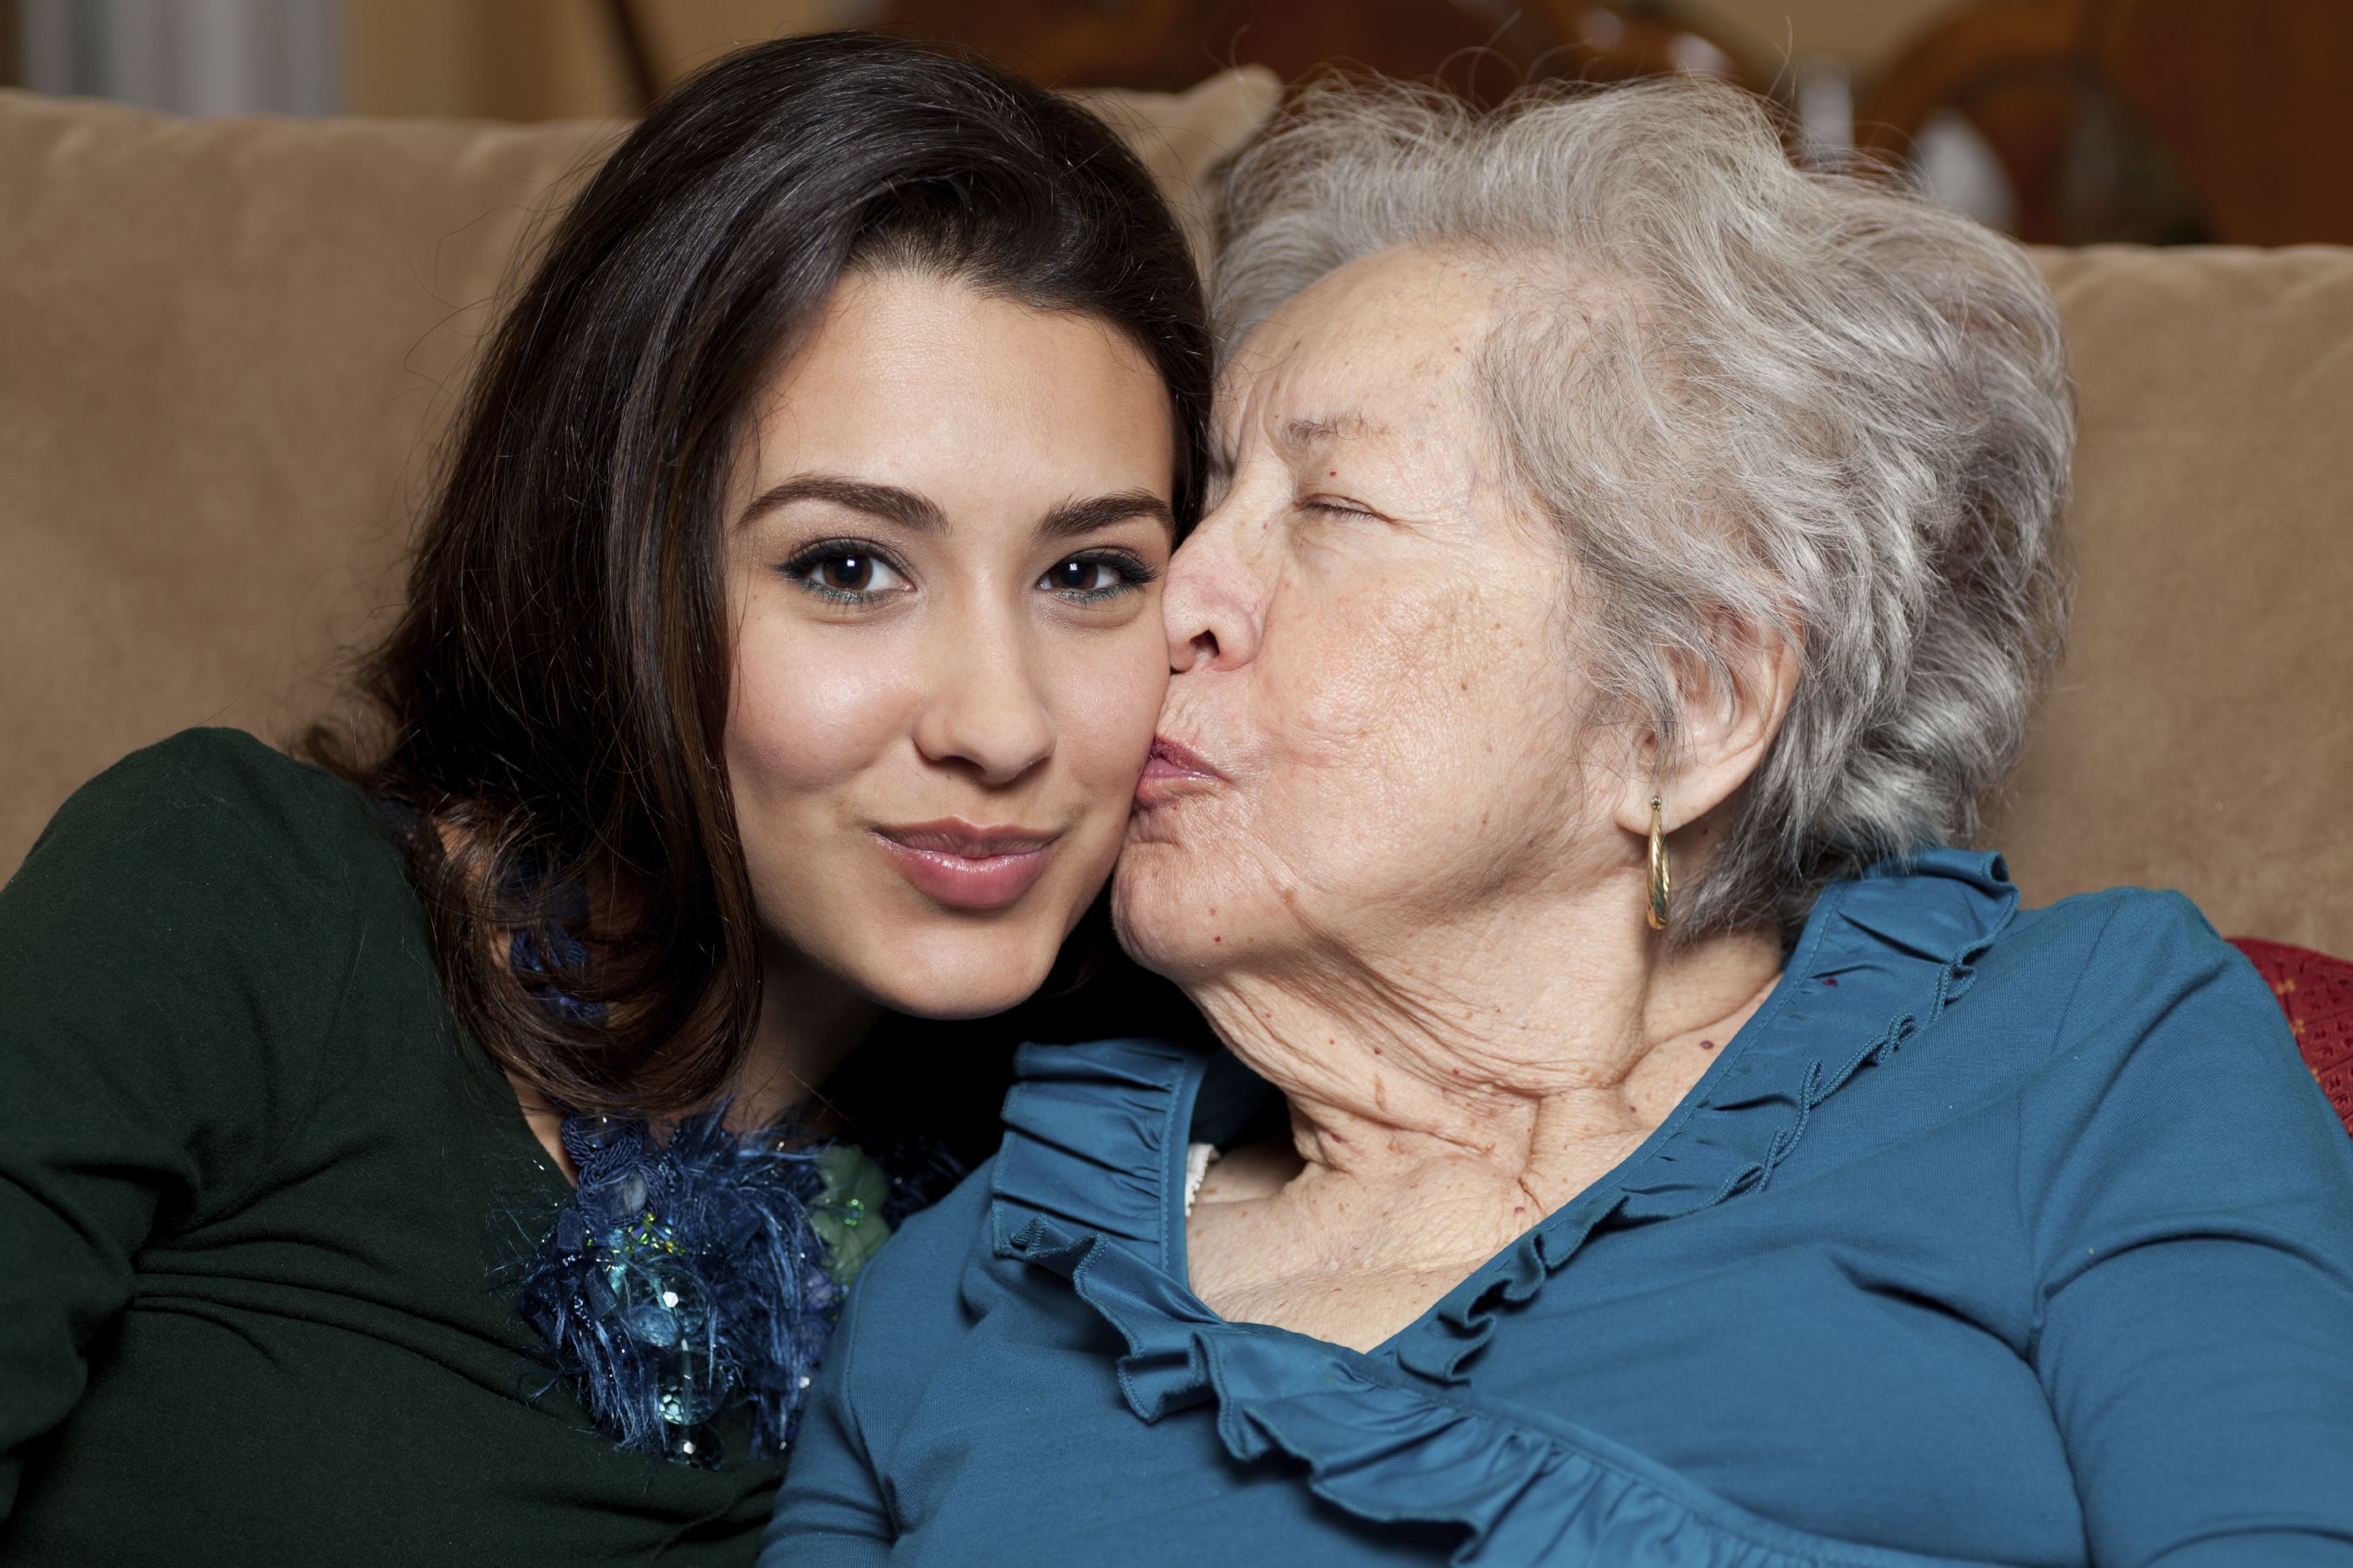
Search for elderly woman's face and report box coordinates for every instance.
[1117,247,1608,980]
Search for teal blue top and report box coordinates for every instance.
[765,851,2353,1566]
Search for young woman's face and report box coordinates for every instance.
[723,268,1177,1018]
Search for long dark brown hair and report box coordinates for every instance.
[314,33,1211,1119]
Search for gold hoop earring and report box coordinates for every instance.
[1646,797,1672,932]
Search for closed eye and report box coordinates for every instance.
[1300,496,1383,522]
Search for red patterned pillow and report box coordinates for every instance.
[2230,937,2353,1137]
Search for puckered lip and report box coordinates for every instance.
[872,819,1063,857]
[1141,734,1226,783]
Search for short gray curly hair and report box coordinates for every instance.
[1214,75,2073,937]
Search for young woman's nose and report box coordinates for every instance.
[1161,507,1263,676]
[912,614,1055,787]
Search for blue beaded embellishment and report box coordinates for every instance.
[505,919,891,1468]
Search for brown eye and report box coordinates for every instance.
[781,542,910,601]
[1037,554,1153,601]
[822,554,876,591]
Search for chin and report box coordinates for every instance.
[1110,870,1228,985]
[851,922,1061,1020]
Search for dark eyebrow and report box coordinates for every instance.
[1038,489,1176,542]
[736,474,944,533]
[739,474,1169,541]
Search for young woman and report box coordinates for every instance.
[0,34,1208,1567]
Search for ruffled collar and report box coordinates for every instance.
[984,850,2020,1568]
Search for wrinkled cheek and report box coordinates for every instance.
[1274,575,1474,760]
[1252,625,1501,880]
[1269,642,1461,788]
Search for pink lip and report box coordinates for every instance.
[872,819,1061,910]
[1136,735,1225,805]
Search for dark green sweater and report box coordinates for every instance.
[0,729,783,1565]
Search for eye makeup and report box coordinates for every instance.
[777,540,1161,608]
[779,536,912,605]
[1038,548,1161,604]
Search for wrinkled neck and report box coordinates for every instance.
[1185,884,1784,1195]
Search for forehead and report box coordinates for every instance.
[1220,245,1506,440]
[737,267,1173,507]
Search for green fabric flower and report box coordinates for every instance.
[809,1143,891,1288]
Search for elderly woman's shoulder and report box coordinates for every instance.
[1986,882,2353,1295]
[870,1152,998,1284]
[831,1153,1001,1387]
[1987,879,2303,1081]
[2003,879,2243,980]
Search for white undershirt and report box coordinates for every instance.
[1182,1142,1221,1217]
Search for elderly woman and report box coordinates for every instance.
[767,78,2353,1566]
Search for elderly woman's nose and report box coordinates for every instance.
[1162,518,1263,676]
[911,625,1055,786]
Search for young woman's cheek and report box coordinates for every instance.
[1046,609,1173,810]
[723,601,915,826]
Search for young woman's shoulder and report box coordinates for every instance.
[23,726,379,891]
[3,726,417,1132]
[0,729,455,1510]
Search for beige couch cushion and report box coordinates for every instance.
[2,79,2347,953]
[1987,245,2353,952]
[0,100,609,857]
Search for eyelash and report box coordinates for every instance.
[1041,549,1160,604]
[776,541,1160,606]
[781,538,911,605]
[1300,498,1378,521]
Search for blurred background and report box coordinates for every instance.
[3,0,2349,243]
